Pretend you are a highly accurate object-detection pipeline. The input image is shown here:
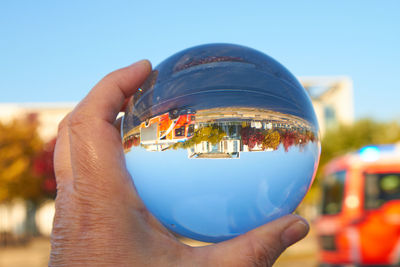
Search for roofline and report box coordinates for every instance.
[0,102,77,109]
[298,75,352,84]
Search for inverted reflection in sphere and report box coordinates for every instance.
[122,44,320,242]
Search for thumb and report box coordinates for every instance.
[206,214,309,267]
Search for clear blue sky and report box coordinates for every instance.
[1,1,399,121]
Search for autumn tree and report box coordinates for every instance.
[263,130,280,150]
[281,130,296,152]
[0,115,57,237]
[172,125,226,149]
[0,115,44,203]
[33,138,57,199]
[240,127,264,149]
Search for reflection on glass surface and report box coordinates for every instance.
[122,43,321,242]
[321,171,346,215]
[365,173,400,210]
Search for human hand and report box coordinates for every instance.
[49,60,309,266]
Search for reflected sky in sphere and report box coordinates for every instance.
[122,43,320,242]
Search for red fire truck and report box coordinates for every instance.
[140,109,196,145]
[316,144,400,266]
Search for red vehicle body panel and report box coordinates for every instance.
[316,145,400,265]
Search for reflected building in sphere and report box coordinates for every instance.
[123,107,317,160]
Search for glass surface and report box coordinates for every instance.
[122,43,321,242]
[365,172,400,210]
[321,171,346,215]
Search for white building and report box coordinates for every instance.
[188,139,241,159]
[300,76,354,135]
[0,102,75,141]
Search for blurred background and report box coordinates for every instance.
[1,1,399,266]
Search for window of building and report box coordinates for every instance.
[174,126,185,137]
[324,105,337,128]
[187,124,194,137]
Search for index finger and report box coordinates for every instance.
[66,60,152,193]
[74,60,151,123]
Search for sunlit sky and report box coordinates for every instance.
[1,1,399,121]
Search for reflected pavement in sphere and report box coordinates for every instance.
[122,43,320,242]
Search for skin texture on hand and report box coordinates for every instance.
[49,60,310,267]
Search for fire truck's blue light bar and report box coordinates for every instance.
[359,146,381,162]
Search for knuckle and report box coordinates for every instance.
[68,110,88,128]
[57,112,71,135]
[54,165,70,181]
[67,109,96,133]
[101,70,129,98]
[102,71,120,87]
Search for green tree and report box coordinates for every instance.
[320,119,400,172]
[303,119,400,206]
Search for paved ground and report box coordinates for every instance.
[0,231,318,267]
[0,237,50,267]
[274,231,318,267]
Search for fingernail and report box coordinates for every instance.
[281,219,309,247]
[130,59,152,69]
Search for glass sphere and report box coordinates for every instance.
[122,43,320,243]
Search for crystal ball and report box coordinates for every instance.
[122,43,320,242]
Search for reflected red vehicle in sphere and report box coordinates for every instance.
[316,144,400,266]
